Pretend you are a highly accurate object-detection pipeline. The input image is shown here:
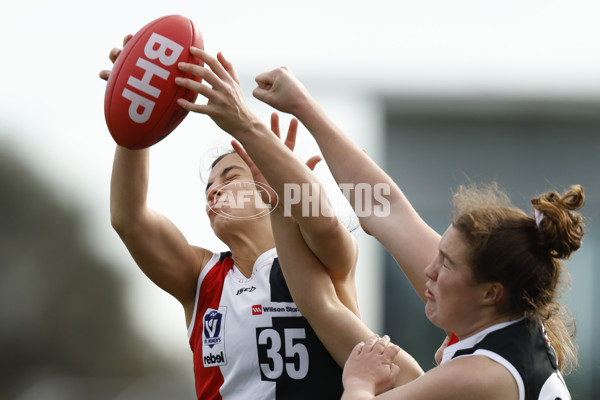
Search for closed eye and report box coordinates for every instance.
[205,164,246,198]
[224,174,238,183]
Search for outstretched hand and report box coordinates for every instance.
[232,113,321,206]
[343,335,401,397]
[176,48,260,136]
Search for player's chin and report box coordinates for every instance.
[424,302,439,324]
[208,213,226,235]
[208,209,240,228]
[208,209,228,225]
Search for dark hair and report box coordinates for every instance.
[451,183,585,373]
[210,149,236,169]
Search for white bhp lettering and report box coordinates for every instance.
[144,33,183,66]
[121,33,184,124]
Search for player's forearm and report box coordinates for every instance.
[342,388,376,400]
[293,98,403,214]
[236,123,343,255]
[271,210,423,379]
[269,207,360,363]
[110,145,150,229]
[392,348,424,386]
[293,98,439,296]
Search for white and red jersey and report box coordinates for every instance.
[188,248,343,400]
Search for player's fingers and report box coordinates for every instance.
[255,70,275,90]
[382,343,401,362]
[189,47,230,83]
[305,156,322,171]
[122,34,133,47]
[364,334,380,352]
[177,98,210,115]
[351,341,365,357]
[109,48,122,64]
[231,140,254,169]
[217,52,240,84]
[283,118,298,151]
[270,113,281,139]
[253,71,276,102]
[175,76,212,100]
[372,336,389,355]
[389,363,401,380]
[99,70,110,81]
[177,63,221,91]
[380,335,391,346]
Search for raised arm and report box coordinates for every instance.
[109,146,210,318]
[101,39,211,323]
[176,48,359,313]
[268,185,423,385]
[253,68,440,301]
[173,48,424,384]
[229,120,423,386]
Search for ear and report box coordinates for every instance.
[482,282,504,305]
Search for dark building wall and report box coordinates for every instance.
[382,96,600,398]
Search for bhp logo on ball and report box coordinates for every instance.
[122,33,183,124]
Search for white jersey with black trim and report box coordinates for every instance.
[441,318,571,400]
[187,248,343,400]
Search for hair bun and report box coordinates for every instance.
[531,185,585,259]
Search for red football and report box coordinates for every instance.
[104,15,203,149]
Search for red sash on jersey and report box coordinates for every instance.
[189,255,234,400]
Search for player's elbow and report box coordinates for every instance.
[110,211,130,236]
[110,205,145,236]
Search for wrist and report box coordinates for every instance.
[234,114,269,141]
[292,95,318,121]
[343,378,376,396]
[342,384,376,400]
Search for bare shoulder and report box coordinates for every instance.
[187,245,219,293]
[181,245,218,325]
[194,245,218,272]
[387,355,518,400]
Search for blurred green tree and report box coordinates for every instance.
[0,145,167,398]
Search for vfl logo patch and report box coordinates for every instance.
[202,307,227,367]
[203,309,223,348]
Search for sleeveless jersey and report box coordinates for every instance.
[188,248,343,400]
[440,318,570,400]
